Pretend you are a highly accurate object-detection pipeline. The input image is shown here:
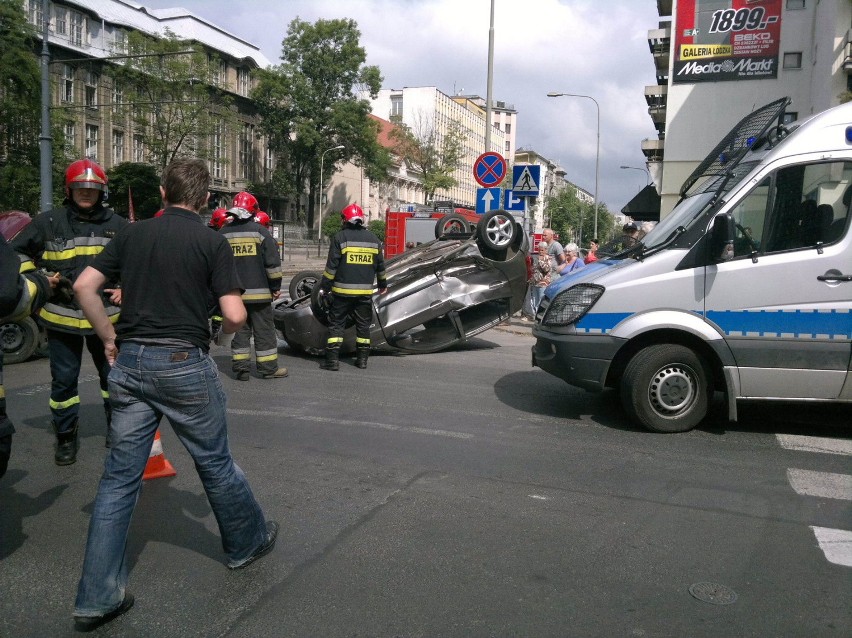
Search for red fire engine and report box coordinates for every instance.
[384,201,480,258]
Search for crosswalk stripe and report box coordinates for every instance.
[810,527,852,568]
[787,468,852,501]
[776,435,852,456]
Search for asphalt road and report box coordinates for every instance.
[1,327,850,637]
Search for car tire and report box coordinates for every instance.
[434,213,470,238]
[289,270,322,300]
[0,317,40,365]
[476,209,517,251]
[620,344,712,433]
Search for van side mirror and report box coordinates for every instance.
[709,213,735,263]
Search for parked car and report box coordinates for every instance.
[274,209,529,355]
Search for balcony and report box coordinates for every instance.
[844,28,852,71]
[641,138,665,162]
[648,24,671,72]
[644,84,668,129]
[657,0,672,17]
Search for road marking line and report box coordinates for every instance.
[528,494,548,500]
[228,409,473,440]
[810,526,852,567]
[787,469,852,501]
[777,435,852,456]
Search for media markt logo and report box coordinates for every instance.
[677,57,775,77]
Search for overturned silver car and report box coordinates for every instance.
[274,210,530,355]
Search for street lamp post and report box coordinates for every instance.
[620,165,651,187]
[317,145,345,256]
[547,92,600,243]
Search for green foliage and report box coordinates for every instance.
[839,90,852,105]
[389,116,467,202]
[545,188,615,246]
[0,0,41,212]
[321,210,342,239]
[107,163,162,219]
[368,219,385,241]
[107,29,235,171]
[253,17,385,228]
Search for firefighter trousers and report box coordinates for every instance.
[231,302,279,376]
[325,294,372,352]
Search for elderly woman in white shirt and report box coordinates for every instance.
[556,242,586,276]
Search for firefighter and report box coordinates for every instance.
[218,193,287,380]
[11,159,127,465]
[318,203,387,371]
[254,211,271,229]
[209,207,229,230]
[0,224,64,478]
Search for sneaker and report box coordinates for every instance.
[235,371,249,381]
[73,593,134,632]
[261,368,288,379]
[228,521,279,570]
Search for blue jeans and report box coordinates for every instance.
[74,343,268,617]
[531,286,546,315]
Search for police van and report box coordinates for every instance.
[531,98,851,432]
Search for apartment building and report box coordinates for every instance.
[643,0,852,215]
[24,0,272,213]
[369,87,509,209]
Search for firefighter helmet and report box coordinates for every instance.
[341,203,365,226]
[255,211,271,228]
[65,159,108,198]
[225,206,253,221]
[209,208,229,229]
[232,191,259,215]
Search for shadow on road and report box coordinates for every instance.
[0,469,68,559]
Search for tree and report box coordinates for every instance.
[389,113,467,202]
[545,188,614,246]
[107,163,162,219]
[107,29,235,172]
[252,18,386,230]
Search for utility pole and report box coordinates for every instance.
[39,0,52,213]
[484,0,495,153]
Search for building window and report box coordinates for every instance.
[112,83,123,113]
[237,68,250,96]
[505,140,511,154]
[85,71,99,108]
[85,124,99,160]
[786,0,805,8]
[132,135,144,163]
[69,10,85,47]
[783,52,803,69]
[112,29,127,54]
[782,112,798,124]
[505,123,511,135]
[390,95,403,121]
[239,124,253,179]
[212,123,224,179]
[111,130,124,164]
[26,0,43,28]
[54,6,67,35]
[61,65,74,102]
[64,123,75,153]
[264,146,274,177]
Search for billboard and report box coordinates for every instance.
[672,0,782,84]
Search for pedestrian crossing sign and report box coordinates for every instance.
[512,165,540,195]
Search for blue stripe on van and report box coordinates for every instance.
[706,309,852,339]
[575,313,631,333]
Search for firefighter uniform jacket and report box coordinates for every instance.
[321,226,387,296]
[219,219,282,302]
[10,204,127,334]
[0,235,53,440]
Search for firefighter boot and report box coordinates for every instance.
[355,346,370,369]
[320,348,340,371]
[54,419,79,466]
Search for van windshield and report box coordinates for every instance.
[641,159,761,251]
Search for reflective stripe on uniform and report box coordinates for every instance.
[326,337,344,344]
[242,288,272,302]
[266,268,282,280]
[50,395,80,410]
[355,337,370,345]
[39,303,120,330]
[256,350,277,363]
[100,389,109,399]
[331,283,374,295]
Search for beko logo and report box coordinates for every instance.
[677,58,774,76]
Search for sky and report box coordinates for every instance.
[138,0,662,212]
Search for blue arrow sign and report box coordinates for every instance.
[512,165,541,195]
[504,190,526,212]
[476,187,502,214]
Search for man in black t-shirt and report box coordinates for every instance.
[71,159,278,632]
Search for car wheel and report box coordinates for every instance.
[434,213,470,238]
[620,344,712,433]
[289,270,322,300]
[0,317,39,365]
[476,209,517,251]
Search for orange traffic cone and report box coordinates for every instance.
[142,429,176,480]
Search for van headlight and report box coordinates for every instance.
[541,284,605,327]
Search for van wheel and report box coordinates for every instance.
[0,317,39,365]
[621,344,711,433]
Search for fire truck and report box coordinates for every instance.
[384,201,481,258]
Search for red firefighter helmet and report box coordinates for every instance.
[341,203,365,226]
[255,211,271,228]
[209,208,229,229]
[65,159,108,198]
[232,191,259,215]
